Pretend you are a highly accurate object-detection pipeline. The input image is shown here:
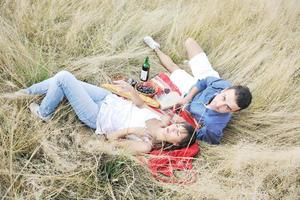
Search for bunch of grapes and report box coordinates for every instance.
[136,85,155,94]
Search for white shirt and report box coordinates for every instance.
[95,94,160,135]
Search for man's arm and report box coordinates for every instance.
[174,85,201,111]
[180,86,199,104]
[174,77,210,110]
[196,123,227,144]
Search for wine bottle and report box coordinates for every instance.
[140,56,150,82]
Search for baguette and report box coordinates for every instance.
[101,84,160,108]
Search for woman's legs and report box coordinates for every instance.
[26,77,109,103]
[27,71,110,128]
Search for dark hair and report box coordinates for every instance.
[154,122,197,151]
[229,85,252,110]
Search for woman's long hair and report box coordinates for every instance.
[153,122,197,151]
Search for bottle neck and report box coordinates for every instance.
[143,57,150,68]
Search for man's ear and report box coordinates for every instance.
[233,108,242,113]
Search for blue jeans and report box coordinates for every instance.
[26,71,111,128]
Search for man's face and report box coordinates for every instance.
[209,89,240,113]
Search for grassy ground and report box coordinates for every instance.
[0,0,299,199]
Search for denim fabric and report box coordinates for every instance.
[26,71,110,128]
[187,76,232,144]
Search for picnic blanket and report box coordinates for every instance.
[150,72,199,129]
[147,73,200,184]
[104,72,200,183]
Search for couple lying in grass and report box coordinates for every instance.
[18,36,252,154]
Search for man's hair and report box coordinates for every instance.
[229,85,252,110]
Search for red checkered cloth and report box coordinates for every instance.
[147,73,200,184]
[148,142,199,184]
[150,72,199,129]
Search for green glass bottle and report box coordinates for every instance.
[140,56,150,82]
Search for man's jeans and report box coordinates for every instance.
[26,71,110,128]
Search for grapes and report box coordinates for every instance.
[164,88,170,94]
[136,84,155,95]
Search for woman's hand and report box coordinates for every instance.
[113,80,135,94]
[145,118,164,137]
[159,115,173,127]
[113,80,145,108]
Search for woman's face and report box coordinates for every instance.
[162,124,188,145]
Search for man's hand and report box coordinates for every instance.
[173,86,200,113]
[173,97,190,113]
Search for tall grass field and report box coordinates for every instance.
[0,0,299,199]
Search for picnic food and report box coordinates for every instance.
[135,81,157,97]
[156,91,182,110]
[101,83,160,108]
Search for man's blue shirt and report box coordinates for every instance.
[186,76,232,144]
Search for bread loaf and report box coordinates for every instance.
[101,84,160,108]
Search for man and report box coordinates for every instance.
[144,36,252,144]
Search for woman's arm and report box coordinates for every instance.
[106,127,144,141]
[146,114,185,129]
[113,80,145,108]
[172,114,186,123]
[130,89,145,108]
[112,140,152,155]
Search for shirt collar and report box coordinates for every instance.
[205,92,219,105]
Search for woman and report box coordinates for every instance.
[21,71,196,155]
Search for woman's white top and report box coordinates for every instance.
[95,94,160,135]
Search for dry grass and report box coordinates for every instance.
[0,0,299,199]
